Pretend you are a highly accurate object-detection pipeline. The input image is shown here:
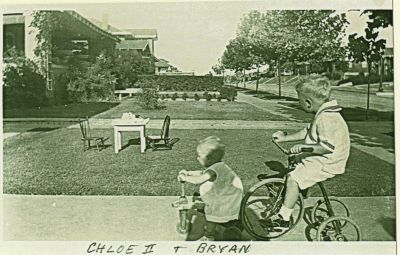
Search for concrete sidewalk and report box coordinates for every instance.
[2,194,394,241]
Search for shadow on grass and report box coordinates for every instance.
[241,88,298,102]
[350,133,395,153]
[148,138,181,151]
[119,138,141,152]
[341,107,394,122]
[376,217,396,239]
[383,131,394,137]
[255,161,287,180]
[237,86,394,122]
[27,127,60,132]
[3,102,120,118]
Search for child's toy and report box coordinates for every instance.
[172,180,242,240]
[171,181,191,234]
[239,139,361,241]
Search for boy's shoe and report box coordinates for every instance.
[267,214,291,231]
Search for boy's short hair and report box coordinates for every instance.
[198,136,225,165]
[295,75,331,102]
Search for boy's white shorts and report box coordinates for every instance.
[289,158,335,190]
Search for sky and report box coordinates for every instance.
[4,1,394,75]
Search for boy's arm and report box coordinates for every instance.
[289,143,331,155]
[179,170,204,176]
[179,171,212,185]
[272,128,307,142]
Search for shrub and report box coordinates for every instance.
[136,88,163,110]
[111,51,154,90]
[160,94,166,100]
[182,92,188,101]
[203,91,212,101]
[217,96,222,102]
[194,93,200,101]
[137,75,223,91]
[67,54,116,102]
[219,86,237,101]
[171,92,178,101]
[3,50,48,108]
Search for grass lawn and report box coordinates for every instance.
[3,102,119,118]
[3,128,394,197]
[94,99,286,120]
[348,121,394,153]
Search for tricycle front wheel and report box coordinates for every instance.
[316,216,361,241]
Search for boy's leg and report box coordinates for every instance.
[204,221,217,240]
[279,175,299,220]
[268,175,298,230]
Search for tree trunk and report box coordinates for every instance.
[378,58,383,92]
[243,69,246,88]
[222,70,225,86]
[255,65,259,93]
[366,62,371,120]
[278,60,281,97]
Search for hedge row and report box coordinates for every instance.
[159,91,235,101]
[136,75,223,91]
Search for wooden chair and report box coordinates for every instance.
[78,117,108,152]
[147,115,178,151]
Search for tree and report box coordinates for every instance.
[67,53,117,102]
[211,58,225,84]
[236,10,268,93]
[348,24,387,120]
[245,10,348,96]
[221,37,253,88]
[111,50,154,90]
[30,11,63,91]
[362,10,393,92]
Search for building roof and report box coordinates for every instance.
[155,61,170,68]
[116,39,149,50]
[65,11,119,42]
[123,29,158,40]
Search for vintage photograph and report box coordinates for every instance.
[1,0,395,253]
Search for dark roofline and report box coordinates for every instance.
[65,11,120,42]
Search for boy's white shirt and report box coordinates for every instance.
[304,100,351,174]
[199,162,243,223]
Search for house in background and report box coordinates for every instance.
[115,39,152,57]
[90,16,158,57]
[154,58,193,76]
[122,29,158,56]
[345,47,394,79]
[91,15,192,76]
[154,59,171,74]
[3,11,119,104]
